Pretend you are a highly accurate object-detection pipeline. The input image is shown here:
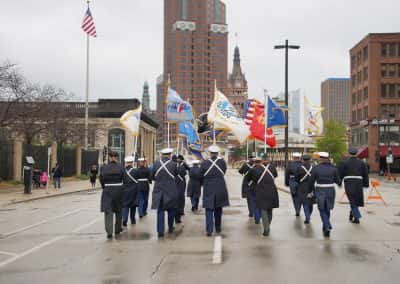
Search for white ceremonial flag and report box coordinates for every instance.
[304,96,324,136]
[120,105,142,136]
[208,88,250,143]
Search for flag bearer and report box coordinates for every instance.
[308,152,341,238]
[151,148,178,238]
[137,158,152,218]
[200,146,230,237]
[122,156,139,227]
[99,151,125,239]
[285,153,303,216]
[187,160,202,212]
[295,154,315,224]
[248,154,279,236]
[238,156,255,218]
[339,147,369,224]
[175,155,188,223]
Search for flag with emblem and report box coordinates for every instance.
[167,88,194,121]
[120,104,142,136]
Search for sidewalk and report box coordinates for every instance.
[0,179,98,207]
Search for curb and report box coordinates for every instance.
[6,187,100,206]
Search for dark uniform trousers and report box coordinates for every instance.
[105,209,122,236]
[289,177,302,214]
[206,203,222,234]
[250,189,261,223]
[260,209,273,232]
[191,197,200,211]
[157,198,175,234]
[122,206,136,225]
[138,189,149,217]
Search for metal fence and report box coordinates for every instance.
[81,149,99,175]
[0,141,14,181]
[57,146,77,177]
[23,144,48,173]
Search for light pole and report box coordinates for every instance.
[274,39,300,168]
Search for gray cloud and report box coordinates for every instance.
[1,0,399,109]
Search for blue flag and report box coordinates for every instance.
[167,88,193,121]
[178,121,200,145]
[265,96,286,128]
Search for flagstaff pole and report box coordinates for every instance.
[264,89,268,154]
[84,1,90,150]
[213,79,217,146]
[246,139,249,160]
[167,122,170,148]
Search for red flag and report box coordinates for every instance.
[249,103,276,147]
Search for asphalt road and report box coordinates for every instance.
[0,170,400,284]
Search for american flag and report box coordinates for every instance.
[81,8,97,37]
[244,99,264,125]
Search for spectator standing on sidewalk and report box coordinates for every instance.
[89,164,98,189]
[40,171,48,188]
[52,163,62,189]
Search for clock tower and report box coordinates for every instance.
[227,46,248,116]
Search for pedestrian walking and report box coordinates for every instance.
[151,148,178,238]
[200,145,230,237]
[339,147,369,224]
[174,154,188,223]
[285,153,303,217]
[89,164,98,189]
[238,155,255,218]
[295,154,315,224]
[136,157,151,218]
[51,163,62,189]
[99,151,125,239]
[187,160,202,212]
[122,156,139,227]
[248,155,279,236]
[308,152,341,238]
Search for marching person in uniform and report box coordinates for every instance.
[200,145,230,237]
[175,154,188,223]
[248,154,279,236]
[285,153,303,217]
[99,151,125,239]
[339,147,369,224]
[151,148,178,238]
[238,155,255,218]
[187,160,202,212]
[295,154,315,224]
[308,152,341,238]
[122,156,139,227]
[137,158,152,218]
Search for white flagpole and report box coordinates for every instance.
[264,89,268,154]
[84,1,90,150]
[176,136,180,155]
[246,139,249,160]
[167,122,170,148]
[213,80,217,146]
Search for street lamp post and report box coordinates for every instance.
[274,40,300,168]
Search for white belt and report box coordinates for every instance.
[138,179,149,182]
[315,183,335,188]
[105,182,123,187]
[344,176,362,180]
[290,175,295,178]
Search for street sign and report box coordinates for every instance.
[386,155,393,164]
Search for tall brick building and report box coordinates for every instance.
[158,0,228,147]
[227,46,248,116]
[350,33,400,172]
[321,78,350,124]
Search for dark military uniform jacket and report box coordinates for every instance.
[238,162,254,198]
[285,160,303,195]
[200,156,230,209]
[136,166,152,192]
[122,166,139,208]
[339,157,369,207]
[151,157,178,210]
[187,165,202,198]
[295,162,315,204]
[99,161,125,213]
[249,163,279,210]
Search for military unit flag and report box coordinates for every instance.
[304,96,324,136]
[120,104,142,137]
[167,88,194,121]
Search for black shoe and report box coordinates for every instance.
[296,213,300,217]
[139,215,144,219]
[122,221,127,227]
[249,214,254,218]
[176,220,182,224]
[349,211,354,222]
[168,227,175,233]
[304,220,310,224]
[216,228,221,234]
[323,230,330,238]
[263,229,270,236]
[255,220,260,224]
[352,219,360,224]
[206,232,212,237]
[131,220,136,225]
[158,233,164,238]
[107,234,113,239]
[115,230,122,235]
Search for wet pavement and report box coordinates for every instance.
[0,170,400,284]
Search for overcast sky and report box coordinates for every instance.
[1,0,399,109]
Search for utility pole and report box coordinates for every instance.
[274,40,300,168]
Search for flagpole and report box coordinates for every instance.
[213,80,217,146]
[264,89,268,154]
[167,122,170,148]
[246,139,249,160]
[84,1,90,150]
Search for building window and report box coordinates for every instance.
[357,90,362,103]
[397,84,400,97]
[363,67,368,81]
[363,87,368,100]
[363,106,368,119]
[389,43,396,57]
[381,64,387,77]
[389,84,396,97]
[389,64,396,77]
[363,46,368,61]
[352,111,356,122]
[352,93,356,105]
[381,84,387,98]
[351,75,356,87]
[357,71,362,84]
[382,43,387,57]
[351,55,356,68]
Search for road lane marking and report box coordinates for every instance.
[212,236,222,264]
[0,251,17,257]
[0,217,102,269]
[0,208,83,239]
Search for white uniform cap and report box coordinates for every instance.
[191,159,200,164]
[124,156,134,163]
[293,152,301,158]
[137,158,145,162]
[318,152,330,158]
[208,145,220,153]
[160,148,174,154]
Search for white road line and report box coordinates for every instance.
[0,208,83,239]
[0,251,17,257]
[0,217,102,269]
[212,236,222,264]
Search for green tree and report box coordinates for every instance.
[316,121,347,163]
